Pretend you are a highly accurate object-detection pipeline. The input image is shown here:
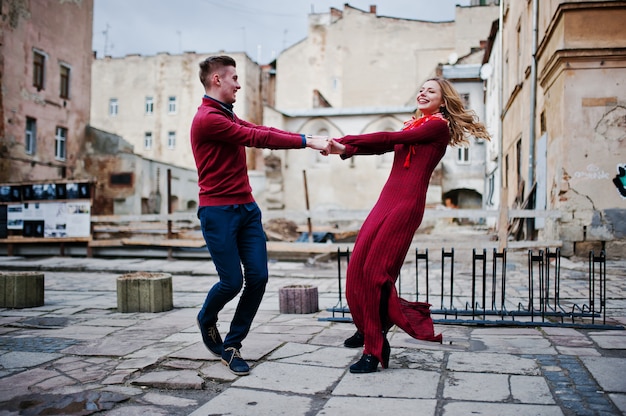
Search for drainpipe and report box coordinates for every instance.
[528,0,539,195]
[498,0,504,200]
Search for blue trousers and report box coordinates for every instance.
[197,203,268,350]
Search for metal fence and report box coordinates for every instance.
[320,247,623,330]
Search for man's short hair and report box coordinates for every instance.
[199,55,236,87]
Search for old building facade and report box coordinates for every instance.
[0,0,94,182]
[90,51,262,171]
[263,4,499,213]
[485,0,626,257]
[83,127,198,216]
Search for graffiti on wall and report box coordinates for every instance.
[573,164,610,180]
[613,164,626,198]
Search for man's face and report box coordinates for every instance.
[216,65,241,104]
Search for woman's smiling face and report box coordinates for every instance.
[416,80,444,115]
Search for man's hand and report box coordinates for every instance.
[306,135,331,154]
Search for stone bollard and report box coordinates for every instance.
[279,284,319,314]
[0,271,45,308]
[117,272,173,313]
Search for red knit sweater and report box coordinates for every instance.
[340,116,449,365]
[190,97,303,206]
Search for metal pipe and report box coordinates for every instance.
[528,0,539,193]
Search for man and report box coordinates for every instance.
[190,55,329,376]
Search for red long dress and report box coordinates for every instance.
[339,114,447,367]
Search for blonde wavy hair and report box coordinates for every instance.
[417,77,491,147]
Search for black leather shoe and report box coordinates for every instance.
[222,347,250,376]
[349,354,379,373]
[344,331,364,348]
[197,318,223,357]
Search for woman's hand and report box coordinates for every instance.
[324,138,345,155]
[306,136,331,154]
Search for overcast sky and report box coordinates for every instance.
[93,0,471,64]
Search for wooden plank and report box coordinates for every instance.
[91,212,198,223]
[0,236,91,243]
[88,239,124,247]
[506,240,563,249]
[121,238,206,248]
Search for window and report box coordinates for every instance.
[109,98,118,116]
[145,97,154,114]
[55,126,67,160]
[59,64,70,99]
[168,96,177,114]
[144,132,153,149]
[457,147,470,164]
[33,50,46,90]
[505,154,509,189]
[516,138,523,186]
[460,93,470,109]
[25,117,37,155]
[110,173,133,186]
[167,131,176,149]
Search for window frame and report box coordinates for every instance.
[55,126,67,161]
[144,132,153,149]
[168,96,177,114]
[167,131,176,149]
[109,98,119,116]
[145,96,154,115]
[33,50,47,91]
[457,146,470,164]
[25,117,37,155]
[59,63,71,99]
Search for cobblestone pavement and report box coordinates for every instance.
[0,244,624,416]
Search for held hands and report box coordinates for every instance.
[325,138,345,155]
[305,135,345,156]
[305,135,331,154]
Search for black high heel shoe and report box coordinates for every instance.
[382,337,390,369]
[349,354,379,373]
[344,331,364,348]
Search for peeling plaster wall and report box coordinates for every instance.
[534,2,626,257]
[1,0,93,182]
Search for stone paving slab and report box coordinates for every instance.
[320,397,437,416]
[189,387,315,416]
[0,351,61,369]
[268,343,358,368]
[442,402,564,416]
[446,351,540,375]
[610,393,626,414]
[131,369,204,390]
[334,368,440,399]
[233,360,345,395]
[588,332,626,349]
[580,356,626,393]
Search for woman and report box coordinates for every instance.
[327,78,491,373]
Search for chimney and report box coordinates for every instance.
[370,5,377,14]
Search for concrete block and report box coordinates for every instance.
[0,271,44,308]
[117,272,173,313]
[559,224,584,242]
[574,241,604,257]
[604,241,625,260]
[279,285,318,314]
